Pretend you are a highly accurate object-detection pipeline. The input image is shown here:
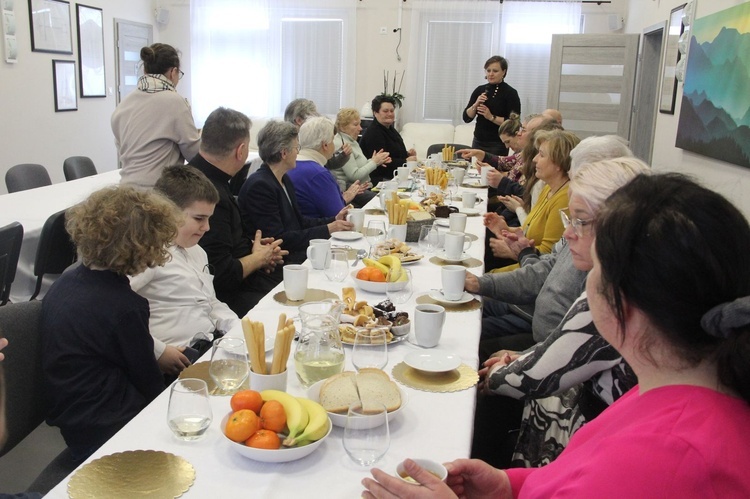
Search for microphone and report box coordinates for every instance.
[484,83,493,97]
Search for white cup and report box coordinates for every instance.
[480,167,489,186]
[444,231,472,260]
[449,213,467,233]
[250,369,288,392]
[388,224,407,242]
[306,239,331,270]
[451,168,465,186]
[406,161,418,173]
[383,180,399,191]
[283,264,308,301]
[413,304,446,348]
[441,265,466,301]
[397,166,409,181]
[462,192,477,208]
[346,208,365,232]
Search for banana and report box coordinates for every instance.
[378,255,402,282]
[362,258,389,275]
[261,390,309,441]
[284,398,329,447]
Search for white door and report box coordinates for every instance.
[547,34,640,140]
[114,19,153,105]
[631,23,667,163]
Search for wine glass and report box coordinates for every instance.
[352,329,388,371]
[445,176,458,204]
[366,220,387,246]
[418,224,437,254]
[386,267,413,305]
[343,401,390,466]
[167,378,212,440]
[209,337,249,394]
[324,248,349,282]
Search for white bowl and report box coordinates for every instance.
[351,270,407,294]
[390,319,411,337]
[221,413,332,463]
[307,379,408,428]
[396,459,448,484]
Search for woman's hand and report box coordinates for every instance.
[483,213,509,236]
[362,460,458,499]
[500,230,534,259]
[444,459,513,499]
[473,93,488,109]
[489,237,515,260]
[372,149,391,166]
[343,181,367,203]
[341,142,352,156]
[407,148,418,159]
[476,104,494,121]
[486,169,504,188]
[498,195,523,212]
[457,149,486,162]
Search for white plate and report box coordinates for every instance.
[399,254,424,265]
[435,250,471,263]
[307,379,408,428]
[331,231,363,241]
[458,207,480,216]
[462,182,487,188]
[404,352,461,373]
[428,290,474,305]
[221,413,332,463]
[434,218,450,227]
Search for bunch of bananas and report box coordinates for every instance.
[261,390,329,447]
[362,255,407,282]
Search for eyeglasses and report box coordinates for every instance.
[174,68,184,80]
[518,125,527,133]
[560,209,594,238]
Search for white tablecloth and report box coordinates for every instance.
[45,181,489,498]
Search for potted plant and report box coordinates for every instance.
[380,70,405,108]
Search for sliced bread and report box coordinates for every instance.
[357,370,402,413]
[319,369,401,414]
[319,372,359,414]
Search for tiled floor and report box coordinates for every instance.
[0,423,67,494]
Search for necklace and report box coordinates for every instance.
[547,178,569,199]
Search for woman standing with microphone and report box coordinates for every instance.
[463,55,521,157]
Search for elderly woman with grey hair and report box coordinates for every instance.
[286,116,366,218]
[238,120,352,264]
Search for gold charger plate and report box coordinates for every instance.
[429,255,482,269]
[273,288,339,306]
[178,361,249,396]
[416,293,481,312]
[365,209,385,216]
[68,450,195,499]
[392,362,478,393]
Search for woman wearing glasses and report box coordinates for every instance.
[111,43,200,188]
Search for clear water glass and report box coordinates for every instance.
[209,337,249,394]
[366,220,387,246]
[344,401,390,466]
[167,378,212,440]
[352,329,388,371]
[418,224,437,254]
[386,268,413,305]
[324,248,349,282]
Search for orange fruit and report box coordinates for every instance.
[369,269,386,282]
[356,268,371,280]
[260,400,287,432]
[231,389,263,414]
[357,267,386,282]
[246,429,281,450]
[224,409,261,442]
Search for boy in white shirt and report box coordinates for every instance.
[130,165,240,376]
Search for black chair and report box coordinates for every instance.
[29,210,77,301]
[426,143,472,158]
[63,156,97,181]
[5,164,52,193]
[0,222,23,306]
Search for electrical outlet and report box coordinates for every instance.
[379,27,387,35]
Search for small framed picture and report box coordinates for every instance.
[76,4,105,97]
[53,59,77,111]
[28,0,73,54]
[659,3,686,114]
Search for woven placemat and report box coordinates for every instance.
[428,256,482,269]
[415,293,481,312]
[365,209,385,216]
[69,450,195,499]
[272,288,339,306]
[392,362,478,393]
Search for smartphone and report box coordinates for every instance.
[183,346,201,364]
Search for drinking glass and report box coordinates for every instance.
[365,220,387,246]
[445,176,458,204]
[167,378,212,440]
[343,402,390,466]
[386,268,413,305]
[352,329,388,371]
[418,225,437,254]
[209,337,249,394]
[324,248,349,282]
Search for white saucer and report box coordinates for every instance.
[434,218,450,227]
[436,250,471,263]
[404,351,461,373]
[428,290,474,305]
[458,207,480,215]
[331,231,363,241]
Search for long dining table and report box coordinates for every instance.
[45,175,490,498]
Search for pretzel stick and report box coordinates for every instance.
[277,313,286,334]
[271,320,286,374]
[242,318,260,374]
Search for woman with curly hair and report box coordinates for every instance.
[41,186,180,465]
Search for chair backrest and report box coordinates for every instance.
[63,156,97,181]
[5,164,52,193]
[0,222,24,306]
[0,300,45,457]
[30,210,76,300]
[426,143,472,158]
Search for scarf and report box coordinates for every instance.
[137,73,176,93]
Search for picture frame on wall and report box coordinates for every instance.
[53,59,77,111]
[28,0,72,54]
[659,3,686,114]
[76,4,105,97]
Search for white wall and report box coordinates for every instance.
[626,0,750,218]
[0,0,154,193]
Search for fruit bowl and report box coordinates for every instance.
[221,413,332,463]
[351,270,407,294]
[307,380,408,429]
